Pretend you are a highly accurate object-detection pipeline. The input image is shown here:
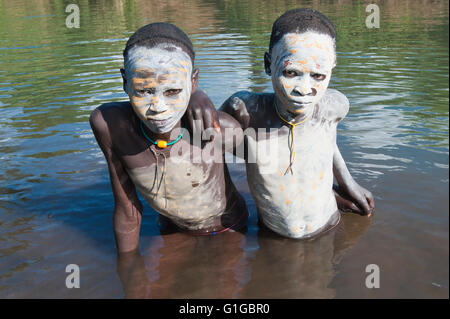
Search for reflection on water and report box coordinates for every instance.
[0,0,448,298]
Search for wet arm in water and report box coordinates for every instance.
[90,107,143,253]
[116,249,149,298]
[333,143,374,216]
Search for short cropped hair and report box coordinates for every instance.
[123,22,195,66]
[269,8,337,52]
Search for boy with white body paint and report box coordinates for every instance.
[90,23,248,253]
[217,9,375,238]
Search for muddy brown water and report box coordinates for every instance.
[0,0,448,298]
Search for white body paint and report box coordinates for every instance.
[124,45,193,133]
[126,149,226,230]
[246,89,349,238]
[270,31,335,119]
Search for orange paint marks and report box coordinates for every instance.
[131,96,145,102]
[170,98,184,104]
[307,225,312,232]
[319,171,324,180]
[283,84,292,89]
[285,196,291,205]
[166,73,186,82]
[131,98,147,107]
[289,49,297,54]
[179,60,190,66]
[280,185,285,192]
[296,60,307,65]
[131,78,158,87]
[309,195,314,201]
[132,67,155,73]
[278,169,283,176]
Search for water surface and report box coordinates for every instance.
[0,0,448,298]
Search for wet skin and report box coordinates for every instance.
[189,31,374,238]
[116,228,247,298]
[90,45,248,253]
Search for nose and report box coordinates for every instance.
[146,94,168,115]
[293,77,315,96]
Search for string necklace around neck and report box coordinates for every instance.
[274,99,310,175]
[140,120,184,149]
[140,120,184,209]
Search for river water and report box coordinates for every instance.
[0,0,448,298]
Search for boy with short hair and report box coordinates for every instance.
[218,8,374,238]
[90,23,248,253]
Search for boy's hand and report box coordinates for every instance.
[334,183,375,216]
[221,96,250,130]
[184,90,221,135]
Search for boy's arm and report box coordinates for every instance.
[321,89,374,215]
[333,143,374,216]
[116,249,149,298]
[90,106,143,253]
[216,110,245,153]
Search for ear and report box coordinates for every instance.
[120,68,128,94]
[264,52,272,76]
[191,68,199,94]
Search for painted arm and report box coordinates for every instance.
[90,107,143,253]
[333,143,375,216]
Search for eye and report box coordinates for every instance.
[164,89,182,96]
[311,73,326,81]
[136,88,155,96]
[282,70,297,78]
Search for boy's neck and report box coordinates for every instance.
[274,95,312,125]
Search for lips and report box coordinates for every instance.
[147,118,171,126]
[291,100,312,106]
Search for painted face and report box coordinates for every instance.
[270,31,335,116]
[124,45,193,134]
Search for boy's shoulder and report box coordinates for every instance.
[317,89,350,122]
[89,101,135,146]
[90,101,133,129]
[223,90,273,115]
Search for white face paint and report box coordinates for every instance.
[270,31,336,118]
[124,45,193,134]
